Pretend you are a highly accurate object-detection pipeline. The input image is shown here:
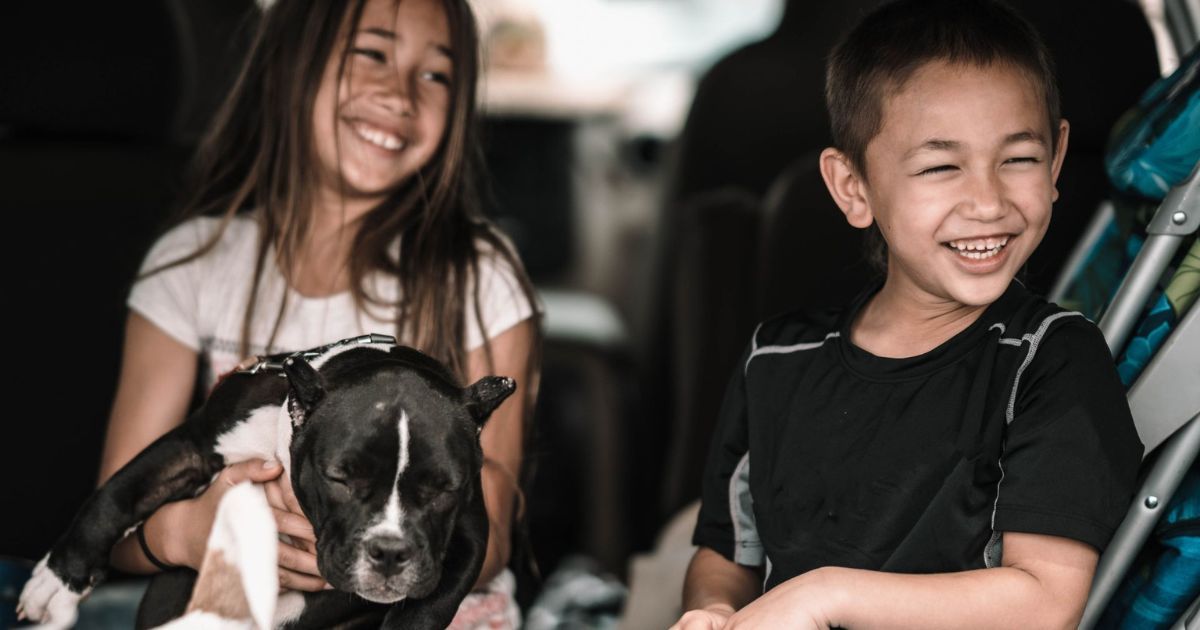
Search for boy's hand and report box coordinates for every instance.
[671,603,735,630]
[723,568,840,629]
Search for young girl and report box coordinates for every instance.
[100,0,539,625]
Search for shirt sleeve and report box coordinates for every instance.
[126,219,216,351]
[464,236,540,351]
[992,317,1144,551]
[692,336,764,567]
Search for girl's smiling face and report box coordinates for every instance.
[312,0,453,214]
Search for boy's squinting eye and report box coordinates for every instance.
[916,164,958,176]
[351,47,386,63]
[1003,156,1041,165]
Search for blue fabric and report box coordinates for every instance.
[1107,44,1200,200]
[0,560,147,630]
[1099,466,1200,630]
[1061,222,1143,321]
[1116,294,1174,387]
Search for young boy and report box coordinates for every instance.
[673,1,1144,628]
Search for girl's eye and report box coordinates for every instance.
[352,47,386,63]
[421,71,452,86]
[917,165,958,176]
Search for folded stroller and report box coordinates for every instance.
[1054,43,1200,630]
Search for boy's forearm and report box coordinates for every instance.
[681,547,762,612]
[819,565,1085,630]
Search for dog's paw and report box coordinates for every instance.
[16,555,89,628]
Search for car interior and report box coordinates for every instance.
[1,0,1197,628]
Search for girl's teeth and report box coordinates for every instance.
[354,123,405,150]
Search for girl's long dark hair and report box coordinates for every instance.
[144,0,540,381]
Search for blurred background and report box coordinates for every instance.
[0,0,1194,626]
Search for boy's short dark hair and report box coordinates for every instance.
[827,0,1061,177]
[826,0,1060,271]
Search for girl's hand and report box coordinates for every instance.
[152,459,286,570]
[263,471,329,592]
[722,568,840,630]
[671,604,735,630]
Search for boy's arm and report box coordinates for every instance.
[728,531,1096,630]
[676,332,763,629]
[676,547,763,628]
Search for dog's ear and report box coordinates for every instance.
[464,376,516,426]
[283,356,325,426]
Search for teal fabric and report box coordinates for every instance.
[1099,466,1200,629]
[1107,45,1200,200]
[1116,292,1172,387]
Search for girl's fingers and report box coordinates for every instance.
[278,566,328,593]
[277,541,321,579]
[272,508,316,543]
[222,459,283,486]
[277,473,305,516]
[263,478,288,512]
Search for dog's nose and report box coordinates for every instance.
[366,536,412,574]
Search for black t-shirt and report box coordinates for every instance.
[693,281,1143,590]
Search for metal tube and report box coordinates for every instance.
[1081,414,1200,629]
[1097,234,1185,356]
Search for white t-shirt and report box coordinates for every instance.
[129,215,537,389]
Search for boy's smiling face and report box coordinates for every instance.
[829,61,1068,308]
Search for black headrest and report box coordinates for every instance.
[0,3,181,141]
[0,0,257,143]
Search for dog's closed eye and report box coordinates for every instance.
[323,468,372,501]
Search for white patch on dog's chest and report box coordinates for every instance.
[214,404,288,464]
[272,591,307,626]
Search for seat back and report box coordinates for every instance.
[658,190,764,516]
[0,2,254,562]
[756,153,876,320]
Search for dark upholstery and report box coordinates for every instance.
[668,2,880,205]
[659,190,764,515]
[0,1,254,562]
[1008,0,1161,295]
[757,154,876,320]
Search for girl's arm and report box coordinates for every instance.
[103,314,295,582]
[104,312,199,573]
[465,318,538,588]
[99,313,197,484]
[728,531,1096,630]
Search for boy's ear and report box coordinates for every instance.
[819,148,874,229]
[1050,119,1071,202]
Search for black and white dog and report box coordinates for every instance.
[18,334,515,629]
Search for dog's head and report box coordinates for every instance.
[281,344,514,603]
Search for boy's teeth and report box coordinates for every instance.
[946,236,1009,260]
[948,236,1009,251]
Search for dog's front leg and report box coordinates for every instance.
[380,493,490,630]
[18,427,223,627]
